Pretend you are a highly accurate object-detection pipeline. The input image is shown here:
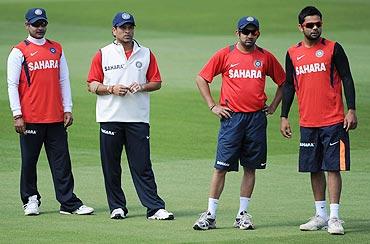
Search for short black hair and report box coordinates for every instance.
[298,6,322,24]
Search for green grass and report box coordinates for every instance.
[1,0,370,243]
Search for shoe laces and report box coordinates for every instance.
[330,218,344,227]
[199,212,214,221]
[24,197,38,209]
[238,212,253,224]
[308,215,325,223]
[157,209,168,214]
[78,205,88,210]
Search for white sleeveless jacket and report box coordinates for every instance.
[96,41,151,123]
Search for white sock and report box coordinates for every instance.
[329,203,340,219]
[208,198,219,218]
[315,201,328,220]
[238,197,250,215]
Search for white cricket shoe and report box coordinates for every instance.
[300,215,328,231]
[148,209,174,220]
[193,211,216,230]
[328,218,344,235]
[60,205,94,215]
[233,211,255,230]
[24,195,39,216]
[110,208,127,219]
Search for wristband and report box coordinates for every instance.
[94,84,101,94]
[108,85,114,94]
[209,104,216,111]
[14,115,22,120]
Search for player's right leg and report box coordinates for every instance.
[193,113,243,230]
[299,127,328,231]
[100,122,128,219]
[193,169,226,230]
[20,123,45,215]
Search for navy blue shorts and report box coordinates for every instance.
[214,111,267,172]
[299,123,350,172]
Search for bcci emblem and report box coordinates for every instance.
[316,50,324,58]
[35,9,43,15]
[122,13,131,20]
[135,61,143,68]
[50,48,56,54]
[254,60,262,68]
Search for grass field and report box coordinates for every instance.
[1,0,370,243]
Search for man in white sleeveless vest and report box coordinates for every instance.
[87,11,174,220]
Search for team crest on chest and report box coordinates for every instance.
[254,60,262,68]
[315,50,324,58]
[135,61,143,68]
[50,47,56,54]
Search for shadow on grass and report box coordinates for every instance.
[343,218,370,234]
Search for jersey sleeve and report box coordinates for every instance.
[280,51,296,118]
[87,50,104,83]
[333,42,356,110]
[266,51,286,86]
[7,47,23,116]
[59,50,72,112]
[146,51,162,82]
[198,48,227,83]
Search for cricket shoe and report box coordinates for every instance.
[148,209,174,220]
[110,208,127,219]
[24,195,39,216]
[233,211,255,230]
[300,215,328,231]
[60,205,94,215]
[193,211,216,230]
[328,218,344,235]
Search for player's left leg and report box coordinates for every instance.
[321,123,349,235]
[327,171,344,234]
[235,111,267,230]
[44,123,92,214]
[124,122,173,220]
[233,168,255,230]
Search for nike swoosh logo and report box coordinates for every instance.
[30,51,38,56]
[230,63,239,68]
[297,55,305,61]
[260,163,266,166]
[146,136,150,139]
[329,141,339,146]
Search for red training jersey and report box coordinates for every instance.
[199,44,285,112]
[16,40,64,123]
[287,38,344,127]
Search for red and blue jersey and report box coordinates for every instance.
[199,44,285,112]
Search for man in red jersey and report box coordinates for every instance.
[280,6,357,235]
[193,16,285,230]
[86,12,174,220]
[7,8,94,216]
